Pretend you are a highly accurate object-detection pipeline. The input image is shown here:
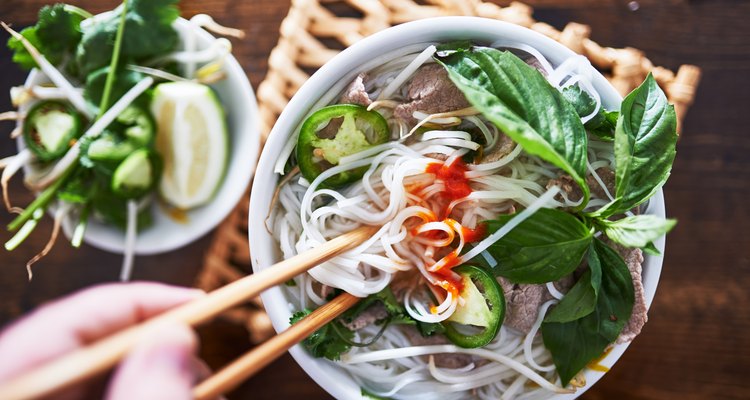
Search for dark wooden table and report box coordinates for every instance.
[0,1,748,399]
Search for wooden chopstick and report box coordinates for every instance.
[0,225,377,400]
[193,292,360,400]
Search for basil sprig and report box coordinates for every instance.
[541,239,635,385]
[440,50,679,387]
[591,74,678,218]
[436,47,590,210]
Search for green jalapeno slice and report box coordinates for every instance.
[442,264,505,348]
[296,104,389,188]
[23,100,83,162]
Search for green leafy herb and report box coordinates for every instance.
[84,67,146,113]
[7,4,85,70]
[75,0,180,77]
[436,47,590,210]
[592,74,678,218]
[598,214,676,250]
[342,287,412,326]
[541,238,635,386]
[290,309,353,361]
[544,242,602,323]
[562,85,617,141]
[483,208,592,283]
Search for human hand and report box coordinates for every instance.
[0,282,206,400]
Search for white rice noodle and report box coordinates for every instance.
[31,77,155,189]
[587,161,615,201]
[523,300,558,372]
[545,282,565,301]
[343,344,572,394]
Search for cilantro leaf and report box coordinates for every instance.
[6,4,84,70]
[75,0,180,77]
[290,309,353,360]
[7,27,42,70]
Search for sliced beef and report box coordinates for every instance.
[546,174,584,203]
[341,303,389,331]
[498,278,546,334]
[480,133,515,164]
[340,73,372,106]
[587,167,616,200]
[394,64,471,123]
[610,243,647,344]
[402,326,473,369]
[546,167,616,204]
[499,275,576,334]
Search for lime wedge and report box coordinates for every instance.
[151,82,228,209]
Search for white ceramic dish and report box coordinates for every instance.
[19,17,260,255]
[249,17,664,400]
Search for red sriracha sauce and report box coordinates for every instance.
[425,159,472,201]
[461,223,487,243]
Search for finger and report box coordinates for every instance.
[0,283,203,381]
[106,323,198,400]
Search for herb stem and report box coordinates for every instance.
[97,0,129,118]
[331,319,391,348]
[63,5,94,19]
[7,166,76,232]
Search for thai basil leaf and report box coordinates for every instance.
[436,48,589,209]
[544,243,603,323]
[484,208,592,283]
[562,85,617,141]
[600,214,676,249]
[592,74,677,217]
[541,238,635,386]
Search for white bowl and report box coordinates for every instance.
[20,17,260,255]
[249,17,665,400]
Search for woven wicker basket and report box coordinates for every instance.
[195,0,701,344]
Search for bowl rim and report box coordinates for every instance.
[18,16,261,255]
[249,16,664,400]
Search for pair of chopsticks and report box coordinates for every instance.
[0,226,376,400]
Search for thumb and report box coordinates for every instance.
[106,323,198,400]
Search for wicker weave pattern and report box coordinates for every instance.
[197,0,701,344]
